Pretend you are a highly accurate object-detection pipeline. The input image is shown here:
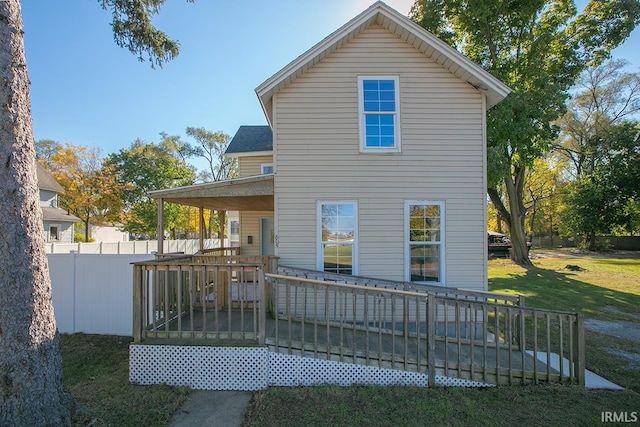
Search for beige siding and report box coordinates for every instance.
[239,211,273,256]
[238,155,273,178]
[273,25,487,290]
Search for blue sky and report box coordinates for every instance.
[22,0,640,159]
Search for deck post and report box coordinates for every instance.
[258,266,266,345]
[157,197,164,255]
[199,206,205,252]
[427,294,436,387]
[132,263,142,342]
[573,313,586,385]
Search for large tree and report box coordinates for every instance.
[0,0,188,423]
[185,127,237,241]
[106,138,196,237]
[411,0,640,264]
[555,59,640,178]
[43,143,124,241]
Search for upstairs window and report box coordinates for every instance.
[358,76,400,153]
[261,163,274,174]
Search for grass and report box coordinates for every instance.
[60,249,640,426]
[60,334,189,427]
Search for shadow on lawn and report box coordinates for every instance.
[489,265,640,320]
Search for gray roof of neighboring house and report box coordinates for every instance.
[36,163,64,193]
[41,207,80,223]
[226,125,273,155]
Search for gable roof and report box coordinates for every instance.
[256,1,511,126]
[226,125,273,155]
[36,163,64,193]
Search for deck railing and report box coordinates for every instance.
[277,266,525,307]
[132,257,584,386]
[266,273,585,386]
[132,255,278,343]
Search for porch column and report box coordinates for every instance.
[199,206,205,252]
[157,197,164,255]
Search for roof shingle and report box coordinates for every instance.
[226,125,272,154]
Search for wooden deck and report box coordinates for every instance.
[132,256,585,386]
[142,306,570,385]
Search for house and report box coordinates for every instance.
[151,1,510,292]
[37,163,79,243]
[134,2,586,390]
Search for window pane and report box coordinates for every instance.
[365,114,395,148]
[409,204,441,242]
[379,101,395,112]
[409,244,440,282]
[323,243,353,275]
[362,79,396,113]
[379,80,395,91]
[363,80,378,91]
[381,137,395,147]
[366,136,380,147]
[322,203,355,242]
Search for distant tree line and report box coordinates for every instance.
[487,60,640,251]
[36,127,237,241]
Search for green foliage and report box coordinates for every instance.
[411,0,640,264]
[98,0,194,68]
[185,127,237,182]
[105,137,196,235]
[562,121,640,238]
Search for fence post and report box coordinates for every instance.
[573,313,585,385]
[427,294,436,387]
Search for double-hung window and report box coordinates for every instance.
[406,201,444,284]
[318,202,357,275]
[358,76,400,152]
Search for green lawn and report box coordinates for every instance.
[61,334,189,427]
[60,249,640,426]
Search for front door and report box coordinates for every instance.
[260,217,275,256]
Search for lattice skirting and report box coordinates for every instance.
[129,345,491,390]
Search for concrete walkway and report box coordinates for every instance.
[169,390,252,427]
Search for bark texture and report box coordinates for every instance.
[0,1,73,425]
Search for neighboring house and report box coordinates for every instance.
[90,224,130,243]
[150,1,510,292]
[37,163,79,243]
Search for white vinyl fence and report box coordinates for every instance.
[45,238,223,254]
[48,253,153,336]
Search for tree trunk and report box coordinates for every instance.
[0,2,74,424]
[504,166,532,265]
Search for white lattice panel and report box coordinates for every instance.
[129,345,268,391]
[129,345,491,390]
[268,353,492,388]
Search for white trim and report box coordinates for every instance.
[316,201,358,275]
[226,150,273,158]
[358,76,401,153]
[404,201,445,286]
[481,94,488,290]
[48,224,61,242]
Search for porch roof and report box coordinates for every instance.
[148,174,274,211]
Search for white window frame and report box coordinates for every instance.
[317,201,358,275]
[261,163,274,174]
[49,224,61,242]
[358,75,401,153]
[405,201,445,285]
